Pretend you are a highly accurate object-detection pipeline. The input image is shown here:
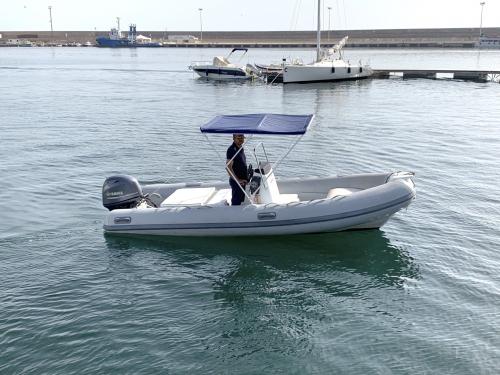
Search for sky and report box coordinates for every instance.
[1,0,498,31]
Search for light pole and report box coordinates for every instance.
[328,6,332,43]
[479,2,485,37]
[48,6,53,41]
[198,8,203,42]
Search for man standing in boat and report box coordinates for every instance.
[226,134,248,205]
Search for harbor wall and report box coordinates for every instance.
[1,28,499,48]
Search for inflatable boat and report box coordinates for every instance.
[102,114,415,237]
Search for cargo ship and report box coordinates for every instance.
[96,23,162,48]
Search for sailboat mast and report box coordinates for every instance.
[316,0,321,62]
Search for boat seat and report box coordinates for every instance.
[160,187,216,207]
[206,189,231,206]
[327,187,362,198]
[273,193,300,204]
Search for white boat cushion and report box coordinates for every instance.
[206,189,231,206]
[274,193,300,204]
[160,187,216,207]
[327,187,362,198]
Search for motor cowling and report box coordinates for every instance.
[102,175,143,211]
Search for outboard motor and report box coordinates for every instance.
[102,175,143,211]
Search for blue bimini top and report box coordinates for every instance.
[200,114,314,135]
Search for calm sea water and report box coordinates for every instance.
[1,47,500,374]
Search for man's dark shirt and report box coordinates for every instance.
[226,143,247,180]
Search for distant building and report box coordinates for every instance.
[167,35,198,43]
[7,39,32,46]
[136,34,152,43]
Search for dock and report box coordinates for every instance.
[260,69,500,84]
[372,69,500,82]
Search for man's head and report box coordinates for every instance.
[233,133,245,148]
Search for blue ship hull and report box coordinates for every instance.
[96,37,162,48]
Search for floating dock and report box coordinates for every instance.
[372,69,500,82]
[261,69,500,84]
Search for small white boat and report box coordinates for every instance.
[102,114,415,237]
[283,0,372,83]
[475,36,500,49]
[189,48,255,80]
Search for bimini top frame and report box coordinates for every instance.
[200,114,314,204]
[227,48,249,62]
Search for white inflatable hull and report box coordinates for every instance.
[103,173,415,237]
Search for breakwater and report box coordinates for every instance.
[1,27,499,48]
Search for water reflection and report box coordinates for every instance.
[104,231,419,366]
[280,79,374,119]
[104,230,419,292]
[193,77,264,88]
[282,79,373,92]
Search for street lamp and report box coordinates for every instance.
[479,2,485,37]
[328,6,332,43]
[198,8,203,42]
[48,5,53,41]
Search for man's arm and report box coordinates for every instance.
[226,159,247,185]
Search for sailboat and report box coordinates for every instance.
[283,0,373,84]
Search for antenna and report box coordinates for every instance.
[316,0,321,62]
[198,8,203,41]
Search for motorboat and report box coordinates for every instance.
[283,0,372,83]
[189,48,256,80]
[101,114,415,237]
[255,59,302,83]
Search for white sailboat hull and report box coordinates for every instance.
[283,62,373,83]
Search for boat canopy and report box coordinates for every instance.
[200,114,314,135]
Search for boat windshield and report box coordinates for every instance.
[226,48,249,62]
